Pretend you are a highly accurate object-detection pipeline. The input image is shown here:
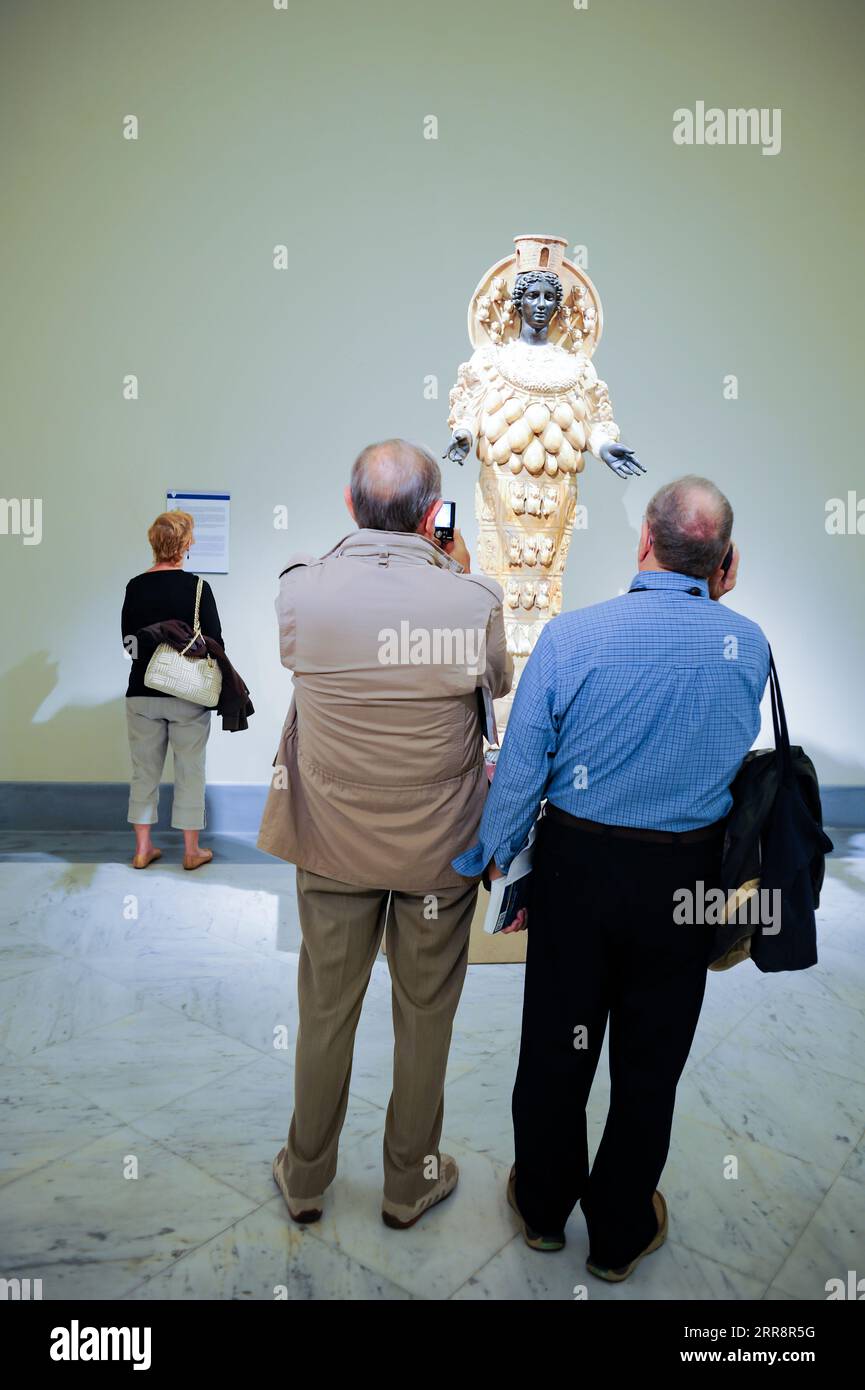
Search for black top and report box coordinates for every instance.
[121,570,224,698]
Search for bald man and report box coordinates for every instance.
[259,438,512,1230]
[455,475,770,1279]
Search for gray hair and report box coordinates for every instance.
[646,476,733,578]
[350,438,442,533]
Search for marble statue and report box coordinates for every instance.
[445,233,645,729]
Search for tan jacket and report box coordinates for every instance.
[257,529,513,891]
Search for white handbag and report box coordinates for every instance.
[144,576,223,708]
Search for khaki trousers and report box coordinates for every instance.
[283,867,477,1209]
[126,695,211,830]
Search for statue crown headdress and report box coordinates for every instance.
[466,232,603,354]
[513,234,568,279]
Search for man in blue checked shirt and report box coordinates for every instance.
[453,475,769,1281]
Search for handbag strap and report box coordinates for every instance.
[768,646,793,785]
[180,577,204,658]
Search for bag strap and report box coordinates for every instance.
[768,646,793,785]
[180,577,204,658]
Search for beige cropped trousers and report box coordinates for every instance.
[126,695,212,830]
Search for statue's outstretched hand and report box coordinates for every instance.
[444,429,473,466]
[600,443,646,479]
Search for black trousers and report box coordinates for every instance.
[511,813,723,1268]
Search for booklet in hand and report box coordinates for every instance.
[476,685,499,746]
[483,825,535,934]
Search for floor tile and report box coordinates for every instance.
[130,1052,383,1202]
[127,1198,412,1301]
[768,1177,865,1301]
[31,1005,265,1123]
[0,1127,260,1300]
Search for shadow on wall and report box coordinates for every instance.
[0,651,132,782]
[0,652,268,840]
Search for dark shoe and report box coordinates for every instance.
[586,1190,668,1282]
[507,1166,565,1252]
[382,1154,459,1229]
[272,1147,323,1224]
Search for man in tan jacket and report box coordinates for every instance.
[258,438,512,1229]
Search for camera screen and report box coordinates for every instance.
[435,501,455,528]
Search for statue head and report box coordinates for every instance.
[511,270,563,332]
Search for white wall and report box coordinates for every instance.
[2,0,863,787]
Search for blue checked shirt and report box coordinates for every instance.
[452,570,770,877]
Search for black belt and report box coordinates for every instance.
[544,803,726,845]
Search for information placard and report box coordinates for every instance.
[166,491,230,573]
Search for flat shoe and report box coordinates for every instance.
[183,849,213,871]
[271,1148,323,1224]
[132,848,161,869]
[586,1190,668,1282]
[382,1153,459,1229]
[506,1166,565,1252]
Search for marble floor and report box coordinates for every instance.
[1,829,863,1301]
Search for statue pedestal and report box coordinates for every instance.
[381,885,526,964]
[468,881,527,964]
